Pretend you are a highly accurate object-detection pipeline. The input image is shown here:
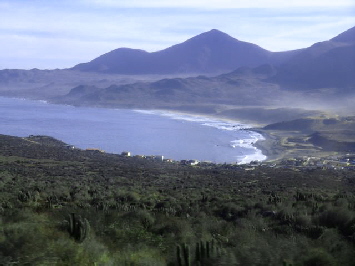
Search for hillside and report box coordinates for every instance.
[0,68,190,99]
[1,133,355,265]
[54,65,284,109]
[264,116,355,135]
[263,116,355,153]
[54,61,348,123]
[272,26,355,90]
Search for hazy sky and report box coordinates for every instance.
[1,0,354,69]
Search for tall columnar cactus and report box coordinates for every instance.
[195,242,201,262]
[177,245,183,266]
[182,243,190,266]
[211,239,215,256]
[178,240,221,265]
[283,260,293,266]
[67,213,90,243]
[206,241,210,258]
[200,241,206,258]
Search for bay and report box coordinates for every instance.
[0,97,266,163]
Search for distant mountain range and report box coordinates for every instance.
[71,26,355,90]
[72,29,299,74]
[0,26,354,114]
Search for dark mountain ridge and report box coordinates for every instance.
[72,29,295,74]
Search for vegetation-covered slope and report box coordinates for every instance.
[1,134,355,265]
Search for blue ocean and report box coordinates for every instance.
[0,97,266,163]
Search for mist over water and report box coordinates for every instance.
[0,97,266,163]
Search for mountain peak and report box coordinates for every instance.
[194,29,238,41]
[330,26,355,43]
[208,29,224,33]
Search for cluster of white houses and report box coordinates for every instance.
[121,151,164,161]
[120,151,200,165]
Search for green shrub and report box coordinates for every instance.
[303,248,336,266]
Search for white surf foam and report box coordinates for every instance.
[135,109,249,130]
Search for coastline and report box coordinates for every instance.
[252,129,285,162]
[156,108,288,163]
[134,108,268,163]
[137,108,284,163]
[0,96,285,163]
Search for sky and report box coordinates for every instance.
[1,0,354,70]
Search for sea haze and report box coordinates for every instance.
[0,97,266,163]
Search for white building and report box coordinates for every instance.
[155,155,164,161]
[121,151,131,156]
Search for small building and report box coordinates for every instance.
[121,151,131,157]
[188,160,199,166]
[155,155,164,161]
[86,148,105,153]
[65,145,76,150]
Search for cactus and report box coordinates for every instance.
[177,245,183,266]
[211,239,215,256]
[200,241,206,258]
[47,197,53,209]
[178,240,221,265]
[283,260,293,266]
[67,213,90,243]
[206,241,210,258]
[182,243,190,266]
[176,244,191,266]
[195,242,201,262]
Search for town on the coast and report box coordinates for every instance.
[81,144,355,171]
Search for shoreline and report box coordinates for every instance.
[252,129,285,162]
[0,95,285,163]
[135,108,284,163]
[130,107,286,162]
[134,108,269,163]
